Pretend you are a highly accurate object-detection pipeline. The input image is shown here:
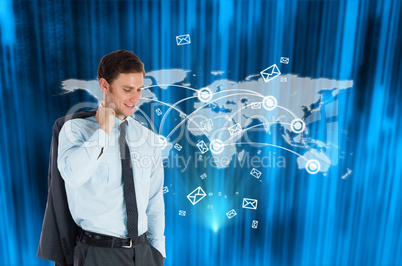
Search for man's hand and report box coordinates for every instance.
[96,103,115,135]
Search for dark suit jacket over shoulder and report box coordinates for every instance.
[37,110,96,265]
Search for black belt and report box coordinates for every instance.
[79,229,146,248]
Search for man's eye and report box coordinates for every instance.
[124,89,130,92]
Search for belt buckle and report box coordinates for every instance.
[122,238,133,248]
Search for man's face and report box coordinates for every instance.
[102,72,144,120]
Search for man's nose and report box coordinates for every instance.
[129,91,141,102]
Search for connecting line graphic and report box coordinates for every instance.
[220,118,309,151]
[140,84,321,174]
[158,96,199,134]
[140,98,205,136]
[144,84,266,136]
[230,102,297,122]
[143,84,202,134]
[143,84,199,92]
[223,122,292,144]
[165,92,263,140]
[217,101,298,141]
[161,88,266,129]
[276,106,297,118]
[222,142,309,162]
[221,122,310,159]
[132,106,157,132]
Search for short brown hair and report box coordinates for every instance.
[97,49,145,84]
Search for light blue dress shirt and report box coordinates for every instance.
[57,115,165,257]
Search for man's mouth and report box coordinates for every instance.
[124,103,135,109]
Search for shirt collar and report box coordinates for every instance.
[114,115,134,127]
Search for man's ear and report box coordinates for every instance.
[99,78,110,93]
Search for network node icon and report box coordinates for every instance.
[158,136,167,149]
[210,139,224,154]
[198,88,213,102]
[305,159,321,174]
[290,119,306,134]
[262,96,277,111]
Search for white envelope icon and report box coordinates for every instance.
[242,198,258,210]
[250,168,262,179]
[228,123,242,136]
[200,118,213,132]
[187,186,207,205]
[176,34,191,45]
[162,186,169,194]
[226,209,237,219]
[260,64,281,82]
[197,140,209,154]
[280,57,289,64]
[252,220,258,229]
[251,102,261,109]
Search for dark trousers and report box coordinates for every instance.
[73,239,163,266]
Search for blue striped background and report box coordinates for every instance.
[0,0,401,265]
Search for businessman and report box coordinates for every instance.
[38,49,165,266]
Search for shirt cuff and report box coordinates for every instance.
[97,128,112,148]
